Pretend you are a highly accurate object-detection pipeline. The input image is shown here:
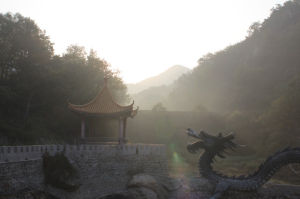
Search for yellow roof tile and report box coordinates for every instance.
[68,81,136,117]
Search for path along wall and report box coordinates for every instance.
[0,144,167,199]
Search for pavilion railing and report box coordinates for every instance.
[82,137,127,144]
[0,144,166,163]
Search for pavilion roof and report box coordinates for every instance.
[68,80,137,117]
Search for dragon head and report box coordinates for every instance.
[186,128,237,157]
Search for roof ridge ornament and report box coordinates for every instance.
[68,76,137,118]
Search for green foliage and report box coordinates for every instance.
[152,1,300,154]
[152,102,167,111]
[42,152,79,192]
[194,104,208,112]
[165,0,300,113]
[0,13,128,144]
[257,76,300,153]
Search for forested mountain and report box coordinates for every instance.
[127,65,190,94]
[131,85,172,110]
[0,13,128,144]
[1,0,300,154]
[147,0,300,154]
[164,0,300,114]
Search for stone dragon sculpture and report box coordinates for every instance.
[186,128,300,199]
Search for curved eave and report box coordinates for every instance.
[68,101,135,118]
[130,106,139,118]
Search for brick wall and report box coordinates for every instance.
[0,144,168,199]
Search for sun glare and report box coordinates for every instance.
[0,0,288,83]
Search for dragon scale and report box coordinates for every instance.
[186,128,300,199]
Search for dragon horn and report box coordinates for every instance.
[222,132,235,141]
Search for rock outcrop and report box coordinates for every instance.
[99,175,300,199]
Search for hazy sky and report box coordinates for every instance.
[1,0,287,83]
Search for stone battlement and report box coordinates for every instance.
[0,144,166,163]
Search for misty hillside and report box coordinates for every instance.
[162,1,300,114]
[127,65,190,94]
[131,85,172,110]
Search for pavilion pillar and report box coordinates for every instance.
[81,118,86,139]
[119,117,124,144]
[123,118,127,143]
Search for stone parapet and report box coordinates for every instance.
[0,144,166,163]
[0,143,168,199]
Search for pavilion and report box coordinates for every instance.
[68,79,138,144]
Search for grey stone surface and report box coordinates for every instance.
[1,144,300,199]
[168,177,300,199]
[0,144,168,199]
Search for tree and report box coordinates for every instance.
[247,22,261,37]
[258,76,300,151]
[0,13,54,123]
[195,104,208,112]
[152,102,167,111]
[0,13,53,80]
[0,13,128,144]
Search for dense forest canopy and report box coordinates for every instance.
[0,2,299,186]
[165,1,300,114]
[0,13,128,144]
[153,0,300,154]
[1,0,300,156]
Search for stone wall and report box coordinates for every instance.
[0,144,168,199]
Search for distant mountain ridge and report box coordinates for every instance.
[162,0,300,112]
[127,65,190,94]
[131,85,172,110]
[131,1,300,112]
